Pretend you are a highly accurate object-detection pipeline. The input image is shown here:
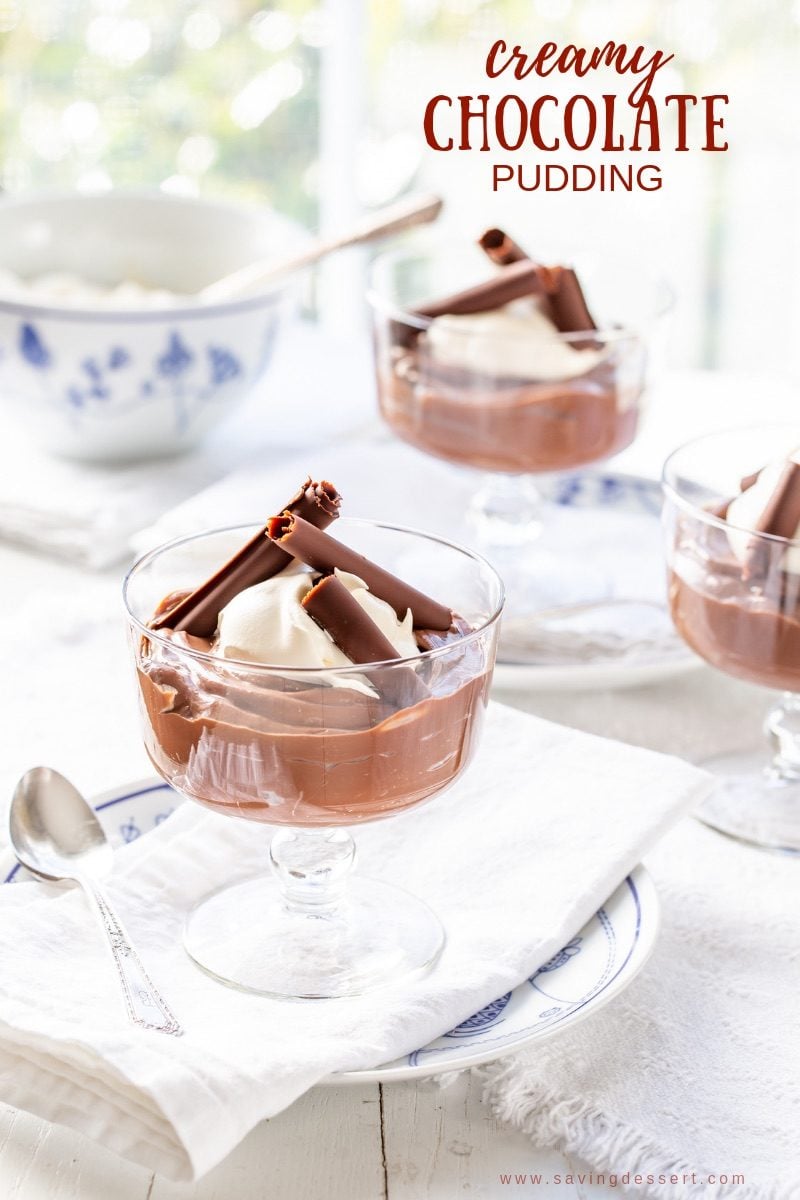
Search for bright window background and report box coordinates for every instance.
[0,0,323,220]
[366,0,800,376]
[0,0,797,379]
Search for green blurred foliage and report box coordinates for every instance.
[0,0,322,222]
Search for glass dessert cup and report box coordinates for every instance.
[369,245,673,664]
[124,519,504,998]
[663,427,800,852]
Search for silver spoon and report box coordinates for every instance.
[200,191,443,303]
[9,767,182,1036]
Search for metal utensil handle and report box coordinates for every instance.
[201,191,444,301]
[79,875,183,1036]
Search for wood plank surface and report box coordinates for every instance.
[381,1072,580,1198]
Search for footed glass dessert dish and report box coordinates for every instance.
[368,231,672,667]
[663,426,800,851]
[124,486,504,998]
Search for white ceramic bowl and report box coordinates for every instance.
[0,190,304,461]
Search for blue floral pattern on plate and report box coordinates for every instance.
[397,873,651,1080]
[545,471,663,516]
[535,935,583,973]
[445,992,513,1037]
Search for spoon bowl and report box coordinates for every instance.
[9,767,183,1035]
[10,767,113,883]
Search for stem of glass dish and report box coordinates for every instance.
[269,827,356,917]
[468,472,545,548]
[764,693,800,783]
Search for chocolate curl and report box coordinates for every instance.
[303,574,401,663]
[418,243,597,338]
[477,227,529,266]
[740,469,762,493]
[412,259,548,320]
[541,265,598,335]
[268,513,453,631]
[745,460,800,577]
[754,461,800,541]
[152,479,341,638]
[477,229,597,334]
[476,226,559,329]
[303,575,428,709]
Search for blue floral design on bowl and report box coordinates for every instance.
[6,315,266,457]
[19,322,51,368]
[1,296,284,461]
[156,332,194,378]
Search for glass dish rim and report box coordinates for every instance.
[366,243,675,340]
[123,516,506,675]
[661,423,800,548]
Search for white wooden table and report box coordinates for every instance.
[0,364,794,1198]
[0,1072,610,1199]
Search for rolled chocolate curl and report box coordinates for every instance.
[477,230,597,334]
[476,228,565,327]
[740,469,762,493]
[303,574,428,709]
[477,227,529,267]
[412,259,548,320]
[754,461,800,541]
[304,574,402,664]
[152,478,341,638]
[268,513,453,631]
[542,265,598,334]
[745,459,800,577]
[414,252,597,338]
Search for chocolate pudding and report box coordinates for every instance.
[378,346,640,473]
[137,632,489,826]
[134,480,495,826]
[373,227,646,474]
[668,469,800,692]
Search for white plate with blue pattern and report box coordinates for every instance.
[492,471,700,692]
[338,862,658,1083]
[1,780,659,1082]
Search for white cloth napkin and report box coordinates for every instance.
[482,817,800,1200]
[0,420,233,567]
[0,703,708,1181]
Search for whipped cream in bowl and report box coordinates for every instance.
[0,189,304,460]
[0,268,196,310]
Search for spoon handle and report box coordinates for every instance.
[200,191,443,302]
[79,876,183,1036]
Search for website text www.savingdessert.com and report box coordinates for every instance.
[497,1168,746,1189]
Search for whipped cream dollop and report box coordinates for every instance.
[0,268,194,309]
[216,568,420,668]
[726,456,800,575]
[424,300,604,382]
